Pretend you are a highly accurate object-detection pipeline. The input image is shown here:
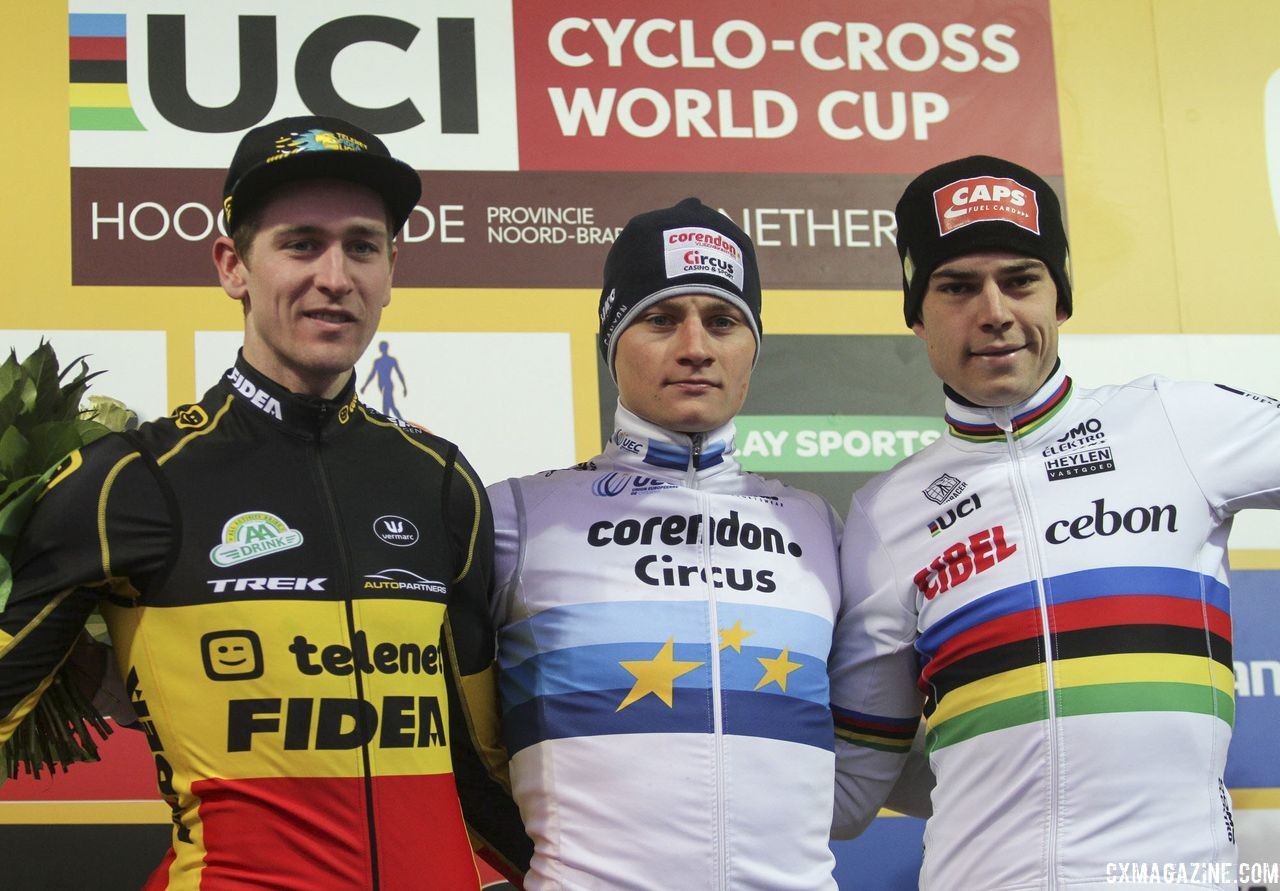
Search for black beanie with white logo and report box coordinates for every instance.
[895,155,1072,328]
[598,197,762,379]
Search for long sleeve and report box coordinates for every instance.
[439,450,532,884]
[1154,378,1280,515]
[1,435,170,743]
[830,491,927,838]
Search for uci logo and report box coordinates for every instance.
[74,9,513,172]
[137,12,479,137]
[374,515,420,547]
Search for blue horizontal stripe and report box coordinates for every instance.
[70,13,126,36]
[641,438,726,470]
[500,639,829,711]
[504,687,713,753]
[503,687,833,754]
[918,580,1039,659]
[500,641,713,710]
[1045,566,1229,612]
[499,599,832,671]
[919,567,1230,660]
[719,646,829,703]
[723,690,834,751]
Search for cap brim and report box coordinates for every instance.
[228,151,422,234]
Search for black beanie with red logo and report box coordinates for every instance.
[894,155,1072,328]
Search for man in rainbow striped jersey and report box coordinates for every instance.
[830,155,1280,890]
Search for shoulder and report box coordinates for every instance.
[487,456,624,525]
[357,400,454,450]
[487,458,603,500]
[36,429,156,510]
[354,401,487,474]
[734,472,841,531]
[850,438,950,516]
[1080,374,1279,417]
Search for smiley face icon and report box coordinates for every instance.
[201,630,264,681]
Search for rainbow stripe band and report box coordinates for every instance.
[946,376,1073,442]
[833,706,919,753]
[916,566,1233,751]
[69,13,143,131]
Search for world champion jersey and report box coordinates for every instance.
[832,365,1280,891]
[0,355,530,890]
[489,404,844,891]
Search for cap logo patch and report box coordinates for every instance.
[663,226,744,290]
[269,128,370,164]
[933,176,1040,237]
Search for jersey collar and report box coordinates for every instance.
[943,362,1073,443]
[603,401,741,484]
[221,352,359,439]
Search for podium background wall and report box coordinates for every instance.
[2,2,1278,887]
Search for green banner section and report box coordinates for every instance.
[735,414,944,472]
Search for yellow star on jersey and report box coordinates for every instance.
[719,619,754,652]
[754,648,803,692]
[616,638,704,711]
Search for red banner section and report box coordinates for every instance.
[513,0,1061,173]
[75,169,1073,289]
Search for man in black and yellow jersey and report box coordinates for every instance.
[0,116,530,889]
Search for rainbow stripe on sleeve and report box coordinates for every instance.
[832,706,920,753]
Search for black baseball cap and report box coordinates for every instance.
[895,155,1072,328]
[221,115,421,236]
[598,197,762,379]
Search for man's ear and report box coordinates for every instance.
[911,319,928,341]
[213,236,249,302]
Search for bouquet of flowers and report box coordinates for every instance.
[0,342,136,780]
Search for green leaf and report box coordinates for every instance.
[0,474,44,516]
[0,350,20,402]
[0,425,31,482]
[0,479,45,606]
[84,395,138,433]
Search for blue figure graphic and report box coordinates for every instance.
[361,340,407,419]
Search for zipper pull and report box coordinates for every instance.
[686,432,703,487]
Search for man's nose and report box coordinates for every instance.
[976,280,1015,330]
[315,244,353,296]
[675,317,714,364]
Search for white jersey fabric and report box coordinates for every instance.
[490,403,843,890]
[833,364,1280,890]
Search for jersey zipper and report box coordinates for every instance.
[999,408,1059,891]
[687,434,729,890]
[312,406,383,891]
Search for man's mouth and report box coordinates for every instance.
[971,344,1023,358]
[669,378,719,390]
[305,309,355,324]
